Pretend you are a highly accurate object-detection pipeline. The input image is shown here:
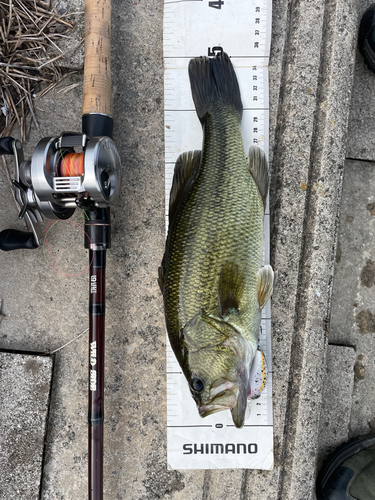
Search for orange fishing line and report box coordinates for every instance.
[60,152,84,176]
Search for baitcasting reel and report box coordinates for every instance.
[0,133,122,251]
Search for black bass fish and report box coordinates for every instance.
[159,53,275,428]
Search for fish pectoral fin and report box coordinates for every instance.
[247,146,269,210]
[257,265,275,309]
[169,150,201,219]
[183,313,228,350]
[218,262,245,318]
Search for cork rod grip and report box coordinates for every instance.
[82,0,113,118]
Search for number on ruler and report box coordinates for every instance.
[208,0,224,9]
[208,46,223,57]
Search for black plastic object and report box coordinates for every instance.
[82,114,113,140]
[0,137,14,156]
[0,229,37,251]
[359,4,375,74]
[84,207,111,249]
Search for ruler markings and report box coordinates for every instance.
[164,0,273,471]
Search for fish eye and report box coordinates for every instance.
[190,378,205,393]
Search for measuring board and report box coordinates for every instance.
[163,0,273,470]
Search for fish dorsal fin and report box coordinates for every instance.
[257,265,275,309]
[158,263,164,295]
[218,262,245,318]
[247,146,269,210]
[169,150,201,218]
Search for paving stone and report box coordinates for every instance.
[318,345,356,466]
[329,159,375,439]
[266,0,358,497]
[0,352,53,500]
[347,0,375,162]
[0,74,86,355]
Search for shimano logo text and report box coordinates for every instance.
[183,443,258,455]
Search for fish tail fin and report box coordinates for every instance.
[188,52,243,123]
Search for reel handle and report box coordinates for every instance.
[0,229,38,251]
[0,136,40,251]
[0,137,15,156]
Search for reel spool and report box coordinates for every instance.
[0,133,122,250]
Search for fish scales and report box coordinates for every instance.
[160,53,274,428]
[165,107,263,340]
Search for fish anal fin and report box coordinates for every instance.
[218,262,245,318]
[257,265,275,309]
[247,146,269,210]
[169,150,201,218]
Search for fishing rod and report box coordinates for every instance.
[0,0,121,498]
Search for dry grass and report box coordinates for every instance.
[0,0,81,141]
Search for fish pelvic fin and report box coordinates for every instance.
[169,150,201,219]
[257,265,275,309]
[188,52,243,123]
[247,146,269,210]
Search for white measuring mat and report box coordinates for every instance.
[163,0,273,470]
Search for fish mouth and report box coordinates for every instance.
[198,380,238,418]
[198,378,248,428]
